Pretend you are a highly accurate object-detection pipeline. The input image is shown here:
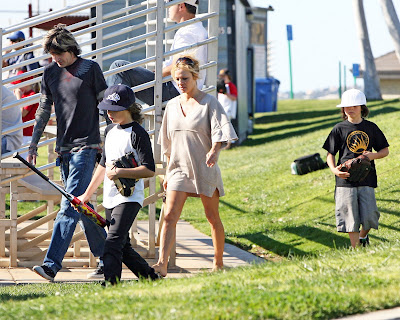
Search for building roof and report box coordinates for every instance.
[375,51,400,71]
[33,15,89,31]
[375,51,400,79]
[353,51,400,79]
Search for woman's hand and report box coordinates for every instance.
[106,163,119,181]
[162,178,168,191]
[206,149,220,167]
[206,142,223,167]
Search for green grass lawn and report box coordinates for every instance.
[2,98,400,319]
[181,98,400,260]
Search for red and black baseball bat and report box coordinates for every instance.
[13,152,109,228]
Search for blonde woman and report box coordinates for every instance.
[153,56,238,276]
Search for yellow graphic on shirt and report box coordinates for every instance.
[347,131,369,153]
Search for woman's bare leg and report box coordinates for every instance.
[200,190,224,270]
[152,190,187,276]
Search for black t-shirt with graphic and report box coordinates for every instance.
[323,119,389,188]
[41,57,107,150]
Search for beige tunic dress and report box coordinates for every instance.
[159,94,238,197]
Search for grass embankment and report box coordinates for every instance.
[1,243,400,319]
[182,98,400,259]
[2,98,400,319]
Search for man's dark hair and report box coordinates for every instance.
[43,24,81,56]
[184,1,198,14]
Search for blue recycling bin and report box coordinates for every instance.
[255,78,280,113]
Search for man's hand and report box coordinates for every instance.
[27,146,38,165]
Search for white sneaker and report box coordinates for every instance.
[87,265,104,279]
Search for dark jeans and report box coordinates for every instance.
[106,60,179,106]
[104,202,157,284]
[43,148,106,274]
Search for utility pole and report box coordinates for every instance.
[338,61,342,98]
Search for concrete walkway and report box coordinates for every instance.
[0,220,264,285]
[333,307,400,320]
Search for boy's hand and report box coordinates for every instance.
[332,166,350,179]
[106,163,118,181]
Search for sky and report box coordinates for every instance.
[1,0,400,93]
[264,0,400,93]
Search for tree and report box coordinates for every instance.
[353,0,382,100]
[379,0,400,62]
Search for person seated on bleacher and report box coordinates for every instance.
[1,85,22,155]
[106,0,207,107]
[2,31,40,79]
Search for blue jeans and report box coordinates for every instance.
[43,148,106,274]
[1,136,10,154]
[106,60,179,106]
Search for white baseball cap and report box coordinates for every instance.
[336,89,367,108]
[184,0,198,8]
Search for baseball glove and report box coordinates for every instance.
[339,154,372,182]
[112,152,139,197]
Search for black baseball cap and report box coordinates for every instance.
[98,84,136,111]
[7,31,25,42]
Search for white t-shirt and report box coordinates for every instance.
[100,122,155,209]
[1,85,23,151]
[218,93,237,121]
[163,21,208,92]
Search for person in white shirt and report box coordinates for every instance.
[105,0,207,107]
[1,85,23,155]
[77,84,160,284]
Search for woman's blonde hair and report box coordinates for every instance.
[171,54,200,81]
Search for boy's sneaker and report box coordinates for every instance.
[360,235,370,247]
[87,265,104,279]
[32,265,55,281]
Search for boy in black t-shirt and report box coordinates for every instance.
[323,89,389,248]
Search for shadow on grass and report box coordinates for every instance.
[232,231,308,257]
[378,222,400,233]
[230,225,352,258]
[255,102,400,125]
[247,106,399,147]
[255,109,340,125]
[244,119,338,147]
[251,116,338,136]
[219,199,246,213]
[283,225,351,250]
[0,292,47,302]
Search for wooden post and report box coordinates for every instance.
[9,181,18,267]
